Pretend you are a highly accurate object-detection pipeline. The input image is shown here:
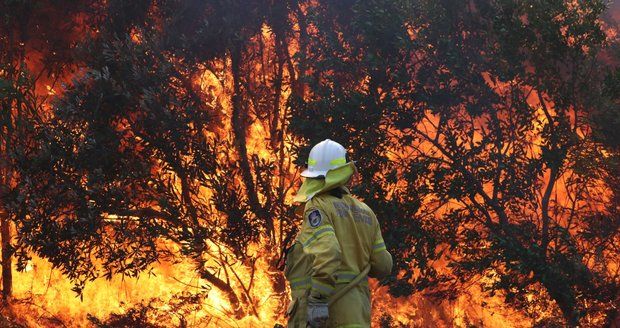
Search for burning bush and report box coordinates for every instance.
[0,0,618,326]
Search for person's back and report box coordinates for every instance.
[285,139,392,328]
[313,189,391,327]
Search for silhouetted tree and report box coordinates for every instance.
[3,0,618,326]
[13,0,302,320]
[0,0,90,300]
[289,0,619,325]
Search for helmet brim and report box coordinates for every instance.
[300,169,328,178]
[301,161,354,178]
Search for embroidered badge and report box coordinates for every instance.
[308,210,322,227]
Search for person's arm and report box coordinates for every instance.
[299,205,342,300]
[369,223,392,278]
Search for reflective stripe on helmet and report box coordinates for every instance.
[329,157,346,166]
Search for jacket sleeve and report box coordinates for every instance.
[299,205,342,300]
[369,223,393,279]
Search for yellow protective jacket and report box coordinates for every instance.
[285,187,393,328]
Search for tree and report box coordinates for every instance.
[0,0,89,300]
[13,0,303,321]
[289,0,619,325]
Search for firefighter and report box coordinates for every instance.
[284,139,393,328]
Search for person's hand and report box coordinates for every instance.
[307,296,329,327]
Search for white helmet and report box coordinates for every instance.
[301,139,348,178]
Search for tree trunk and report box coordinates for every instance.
[230,47,268,227]
[541,165,559,252]
[500,226,583,326]
[487,218,583,326]
[1,120,12,302]
[0,208,11,301]
[536,266,580,326]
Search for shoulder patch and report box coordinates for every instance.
[307,210,322,228]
